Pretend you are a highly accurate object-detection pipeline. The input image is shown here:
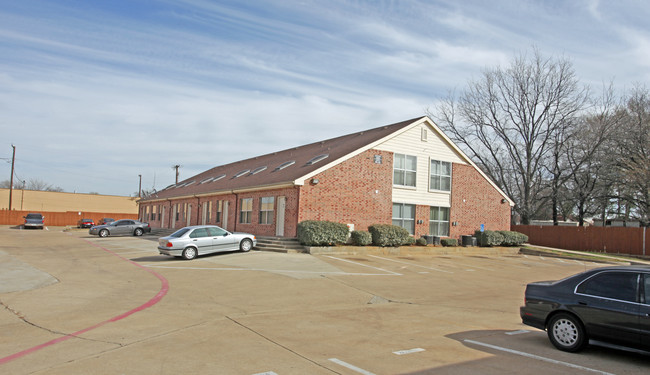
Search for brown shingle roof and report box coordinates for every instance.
[141,117,423,201]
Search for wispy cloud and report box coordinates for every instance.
[1,0,648,195]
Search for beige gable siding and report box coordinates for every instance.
[374,123,467,207]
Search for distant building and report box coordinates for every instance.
[592,219,641,228]
[137,117,514,239]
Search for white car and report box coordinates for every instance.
[158,225,257,260]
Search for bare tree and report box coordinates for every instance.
[429,49,589,224]
[26,178,64,192]
[610,85,650,225]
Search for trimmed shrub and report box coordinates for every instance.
[415,237,427,246]
[297,220,349,246]
[474,230,505,247]
[351,230,372,246]
[441,238,458,247]
[368,224,413,247]
[498,231,529,246]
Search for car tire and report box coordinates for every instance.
[240,238,253,252]
[99,229,109,238]
[182,247,197,260]
[547,313,587,352]
[134,228,144,236]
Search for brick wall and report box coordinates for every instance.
[298,149,393,232]
[450,163,511,240]
[143,187,301,237]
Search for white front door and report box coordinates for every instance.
[276,196,285,236]
[202,202,208,225]
[161,206,167,229]
[187,205,192,226]
[223,201,229,231]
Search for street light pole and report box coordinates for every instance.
[138,174,142,198]
[9,145,15,210]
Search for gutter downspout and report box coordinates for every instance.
[233,192,239,233]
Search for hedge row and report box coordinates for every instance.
[297,220,349,246]
[474,230,528,247]
[297,221,528,248]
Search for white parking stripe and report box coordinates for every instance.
[393,348,425,355]
[323,256,402,275]
[328,358,376,375]
[367,255,453,273]
[144,264,399,276]
[463,340,615,375]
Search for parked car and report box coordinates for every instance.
[158,225,256,260]
[77,218,95,228]
[97,218,115,225]
[89,219,151,237]
[520,266,650,353]
[23,213,44,229]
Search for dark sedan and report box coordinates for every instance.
[77,218,95,228]
[89,219,151,238]
[521,266,650,353]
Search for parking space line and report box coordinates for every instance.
[144,264,399,276]
[328,358,376,375]
[463,340,615,375]
[393,348,425,355]
[367,255,453,273]
[323,256,402,275]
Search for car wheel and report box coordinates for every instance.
[99,229,109,238]
[134,228,144,236]
[182,247,197,260]
[547,313,587,352]
[240,238,253,252]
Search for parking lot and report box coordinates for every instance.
[1,226,648,374]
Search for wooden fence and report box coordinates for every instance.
[512,225,649,257]
[0,210,138,227]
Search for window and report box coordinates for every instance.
[644,274,650,304]
[307,154,329,165]
[259,197,274,224]
[250,166,267,175]
[190,228,209,238]
[207,226,227,237]
[216,200,222,223]
[393,154,417,187]
[212,174,226,182]
[234,169,250,178]
[430,160,451,191]
[275,160,295,171]
[392,203,415,234]
[577,272,639,303]
[240,198,253,224]
[429,207,450,236]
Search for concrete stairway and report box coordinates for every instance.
[254,236,305,253]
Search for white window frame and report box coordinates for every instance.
[392,203,415,235]
[429,159,452,192]
[429,206,450,237]
[393,154,417,188]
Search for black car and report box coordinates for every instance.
[521,266,650,353]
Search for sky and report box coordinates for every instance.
[1,0,649,197]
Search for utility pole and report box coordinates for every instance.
[138,174,142,198]
[9,145,15,210]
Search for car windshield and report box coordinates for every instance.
[169,228,190,238]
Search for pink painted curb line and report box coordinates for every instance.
[0,238,169,365]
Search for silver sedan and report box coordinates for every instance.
[89,219,151,237]
[158,225,257,260]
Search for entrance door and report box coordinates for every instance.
[223,201,229,231]
[187,205,192,226]
[172,205,177,229]
[276,196,286,236]
[202,202,208,225]
[161,206,167,229]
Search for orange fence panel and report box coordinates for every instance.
[512,225,649,257]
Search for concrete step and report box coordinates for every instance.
[255,236,305,253]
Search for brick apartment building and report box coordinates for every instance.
[137,117,514,240]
